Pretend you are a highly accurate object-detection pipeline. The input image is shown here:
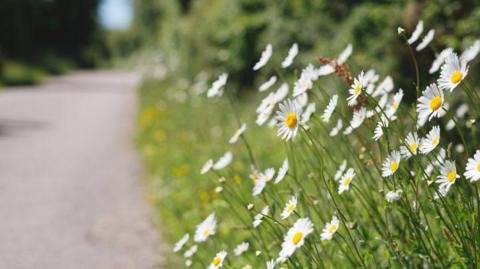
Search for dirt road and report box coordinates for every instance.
[0,71,162,268]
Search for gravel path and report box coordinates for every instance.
[0,71,163,269]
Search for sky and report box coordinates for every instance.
[98,0,133,30]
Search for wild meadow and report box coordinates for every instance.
[137,19,480,268]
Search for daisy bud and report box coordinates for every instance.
[397,27,405,35]
[247,203,254,210]
[218,177,226,183]
[215,186,223,193]
[255,250,262,256]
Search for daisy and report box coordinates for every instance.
[252,168,275,196]
[200,159,213,175]
[194,213,216,242]
[321,215,339,240]
[400,132,419,159]
[185,260,192,267]
[301,103,316,124]
[373,76,394,97]
[281,43,299,68]
[436,160,459,198]
[253,206,269,228]
[213,151,233,170]
[347,71,365,106]
[274,83,289,101]
[373,119,388,141]
[429,48,454,74]
[233,242,249,256]
[464,150,480,182]
[292,65,316,97]
[267,259,276,269]
[334,160,347,181]
[259,76,277,92]
[349,107,367,129]
[416,29,435,51]
[329,119,343,137]
[208,250,227,269]
[316,64,336,77]
[279,218,314,258]
[417,83,445,122]
[420,126,440,154]
[253,44,272,71]
[274,158,289,184]
[281,196,297,219]
[338,168,356,194]
[382,151,401,177]
[229,123,247,144]
[438,53,469,92]
[207,73,228,98]
[322,95,338,122]
[386,89,404,118]
[276,99,302,141]
[407,20,424,44]
[460,39,480,63]
[386,189,403,203]
[337,43,353,64]
[184,245,198,258]
[173,233,189,252]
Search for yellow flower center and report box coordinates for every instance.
[354,83,362,95]
[450,70,463,84]
[327,224,338,234]
[212,257,222,266]
[432,136,439,145]
[203,228,210,237]
[429,96,442,111]
[285,112,298,128]
[292,231,303,245]
[392,101,398,110]
[447,171,457,182]
[287,204,295,213]
[389,161,398,172]
[409,142,417,153]
[342,177,352,187]
[477,164,480,172]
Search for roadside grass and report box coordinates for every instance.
[136,76,284,267]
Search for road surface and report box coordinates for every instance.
[0,71,163,268]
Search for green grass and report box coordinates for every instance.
[0,61,45,86]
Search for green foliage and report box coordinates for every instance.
[0,61,45,86]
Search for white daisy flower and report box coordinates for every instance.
[329,119,343,137]
[253,206,269,228]
[282,43,299,68]
[350,107,367,129]
[274,158,289,184]
[436,160,459,198]
[386,189,403,203]
[279,218,314,258]
[252,168,275,196]
[382,151,401,177]
[208,250,227,269]
[281,196,297,219]
[301,103,316,124]
[338,168,356,194]
[334,160,347,181]
[207,73,228,98]
[213,151,233,170]
[373,76,394,97]
[315,64,336,76]
[275,83,289,101]
[337,43,353,64]
[416,29,435,51]
[460,39,480,63]
[321,215,339,240]
[417,83,445,122]
[386,89,404,118]
[253,44,272,71]
[420,126,440,154]
[173,233,189,252]
[292,65,316,97]
[322,95,338,122]
[438,52,469,92]
[184,245,198,258]
[201,159,214,175]
[185,259,192,267]
[229,123,247,144]
[194,213,216,242]
[347,71,365,106]
[233,242,249,256]
[429,47,454,74]
[259,75,277,92]
[400,132,419,159]
[464,150,480,182]
[445,119,456,131]
[456,103,469,118]
[407,20,424,44]
[267,259,277,269]
[276,99,302,141]
[373,119,388,141]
